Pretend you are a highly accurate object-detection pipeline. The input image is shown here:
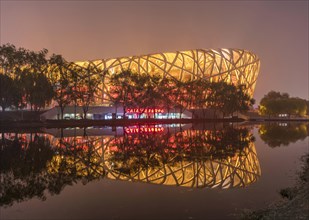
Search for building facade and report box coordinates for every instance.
[43,48,260,119]
[75,48,260,105]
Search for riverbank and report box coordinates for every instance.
[1,110,308,130]
[241,153,309,220]
[0,117,244,129]
[0,110,43,121]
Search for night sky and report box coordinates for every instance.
[1,0,308,103]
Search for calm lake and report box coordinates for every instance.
[1,122,308,220]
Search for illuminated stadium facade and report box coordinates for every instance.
[43,48,260,119]
[76,48,260,103]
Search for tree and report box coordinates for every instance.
[74,62,104,119]
[197,81,254,118]
[49,54,73,119]
[287,98,307,117]
[19,71,54,111]
[156,77,176,118]
[31,73,54,111]
[0,44,27,111]
[259,91,307,117]
[185,79,210,118]
[206,81,232,117]
[109,70,167,119]
[109,70,135,119]
[205,81,222,118]
[21,49,53,111]
[226,84,254,116]
[0,44,54,112]
[0,74,18,112]
[170,79,191,119]
[216,82,237,117]
[0,44,27,78]
[132,73,165,118]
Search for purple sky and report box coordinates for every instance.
[1,0,308,103]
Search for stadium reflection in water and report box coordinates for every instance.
[0,124,261,207]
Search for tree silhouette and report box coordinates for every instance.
[49,54,74,119]
[0,134,55,207]
[259,91,307,117]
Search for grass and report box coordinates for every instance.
[241,153,309,220]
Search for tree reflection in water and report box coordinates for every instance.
[1,125,261,207]
[0,134,55,206]
[259,123,309,148]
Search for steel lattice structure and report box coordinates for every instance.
[47,129,261,189]
[75,48,260,105]
[104,142,260,188]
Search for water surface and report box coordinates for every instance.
[1,122,308,219]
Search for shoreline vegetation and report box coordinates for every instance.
[241,153,309,220]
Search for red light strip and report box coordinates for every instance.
[125,127,164,134]
[126,108,164,114]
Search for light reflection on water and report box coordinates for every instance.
[0,122,308,219]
